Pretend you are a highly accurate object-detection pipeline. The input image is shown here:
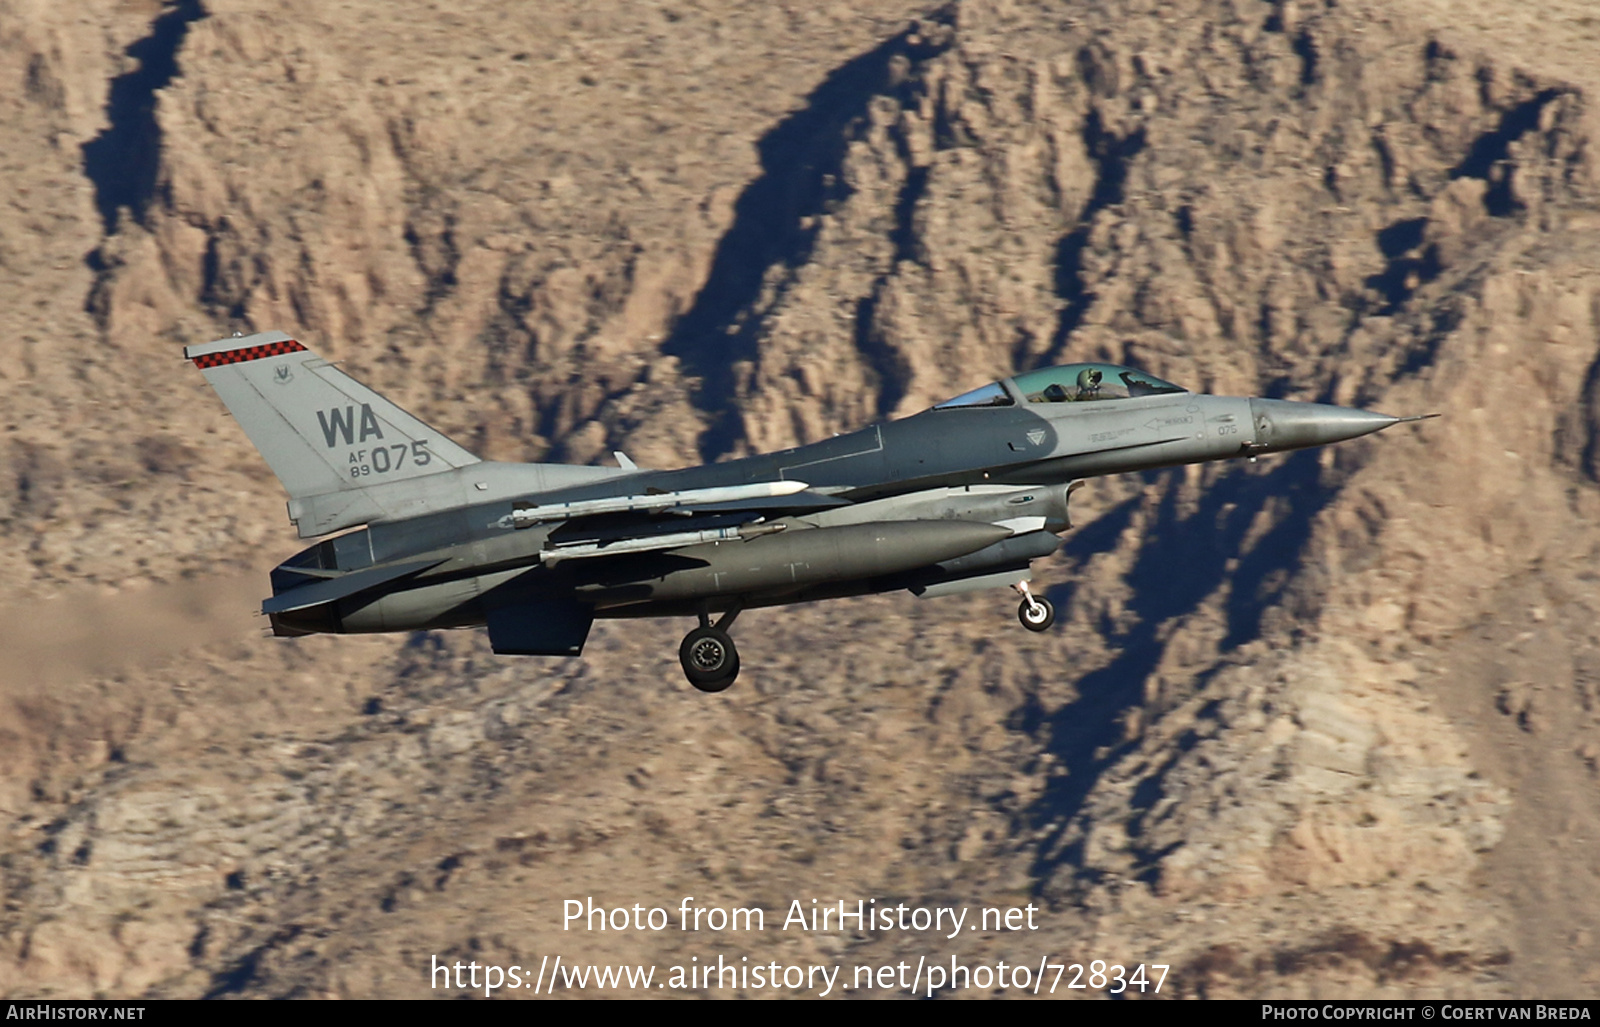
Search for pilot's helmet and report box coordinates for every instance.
[1076,367,1103,390]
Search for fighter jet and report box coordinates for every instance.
[186,330,1429,691]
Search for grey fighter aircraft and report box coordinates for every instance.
[186,331,1429,691]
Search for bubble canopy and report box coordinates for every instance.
[932,363,1188,409]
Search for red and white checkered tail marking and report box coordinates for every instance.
[190,339,306,369]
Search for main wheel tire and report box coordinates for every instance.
[679,626,741,692]
[1018,595,1055,632]
[692,668,738,693]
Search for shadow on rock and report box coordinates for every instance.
[661,9,956,461]
[1028,450,1334,886]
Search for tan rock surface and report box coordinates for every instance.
[2,0,1600,1000]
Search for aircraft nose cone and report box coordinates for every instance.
[1249,398,1401,452]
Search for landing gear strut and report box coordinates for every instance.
[680,607,741,692]
[1014,580,1054,632]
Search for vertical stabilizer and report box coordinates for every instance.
[184,331,480,502]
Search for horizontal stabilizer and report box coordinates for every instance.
[262,557,445,615]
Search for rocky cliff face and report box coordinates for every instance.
[3,0,1600,999]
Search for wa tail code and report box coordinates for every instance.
[316,404,385,447]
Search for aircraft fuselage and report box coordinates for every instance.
[270,390,1386,638]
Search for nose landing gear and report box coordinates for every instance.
[1014,580,1054,632]
[679,607,742,692]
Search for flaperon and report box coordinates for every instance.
[186,330,1432,691]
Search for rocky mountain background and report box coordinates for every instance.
[3,0,1600,999]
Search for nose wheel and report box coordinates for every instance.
[680,608,742,692]
[1014,581,1054,632]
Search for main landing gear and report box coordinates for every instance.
[1014,580,1054,632]
[679,607,741,692]
[677,584,1054,691]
